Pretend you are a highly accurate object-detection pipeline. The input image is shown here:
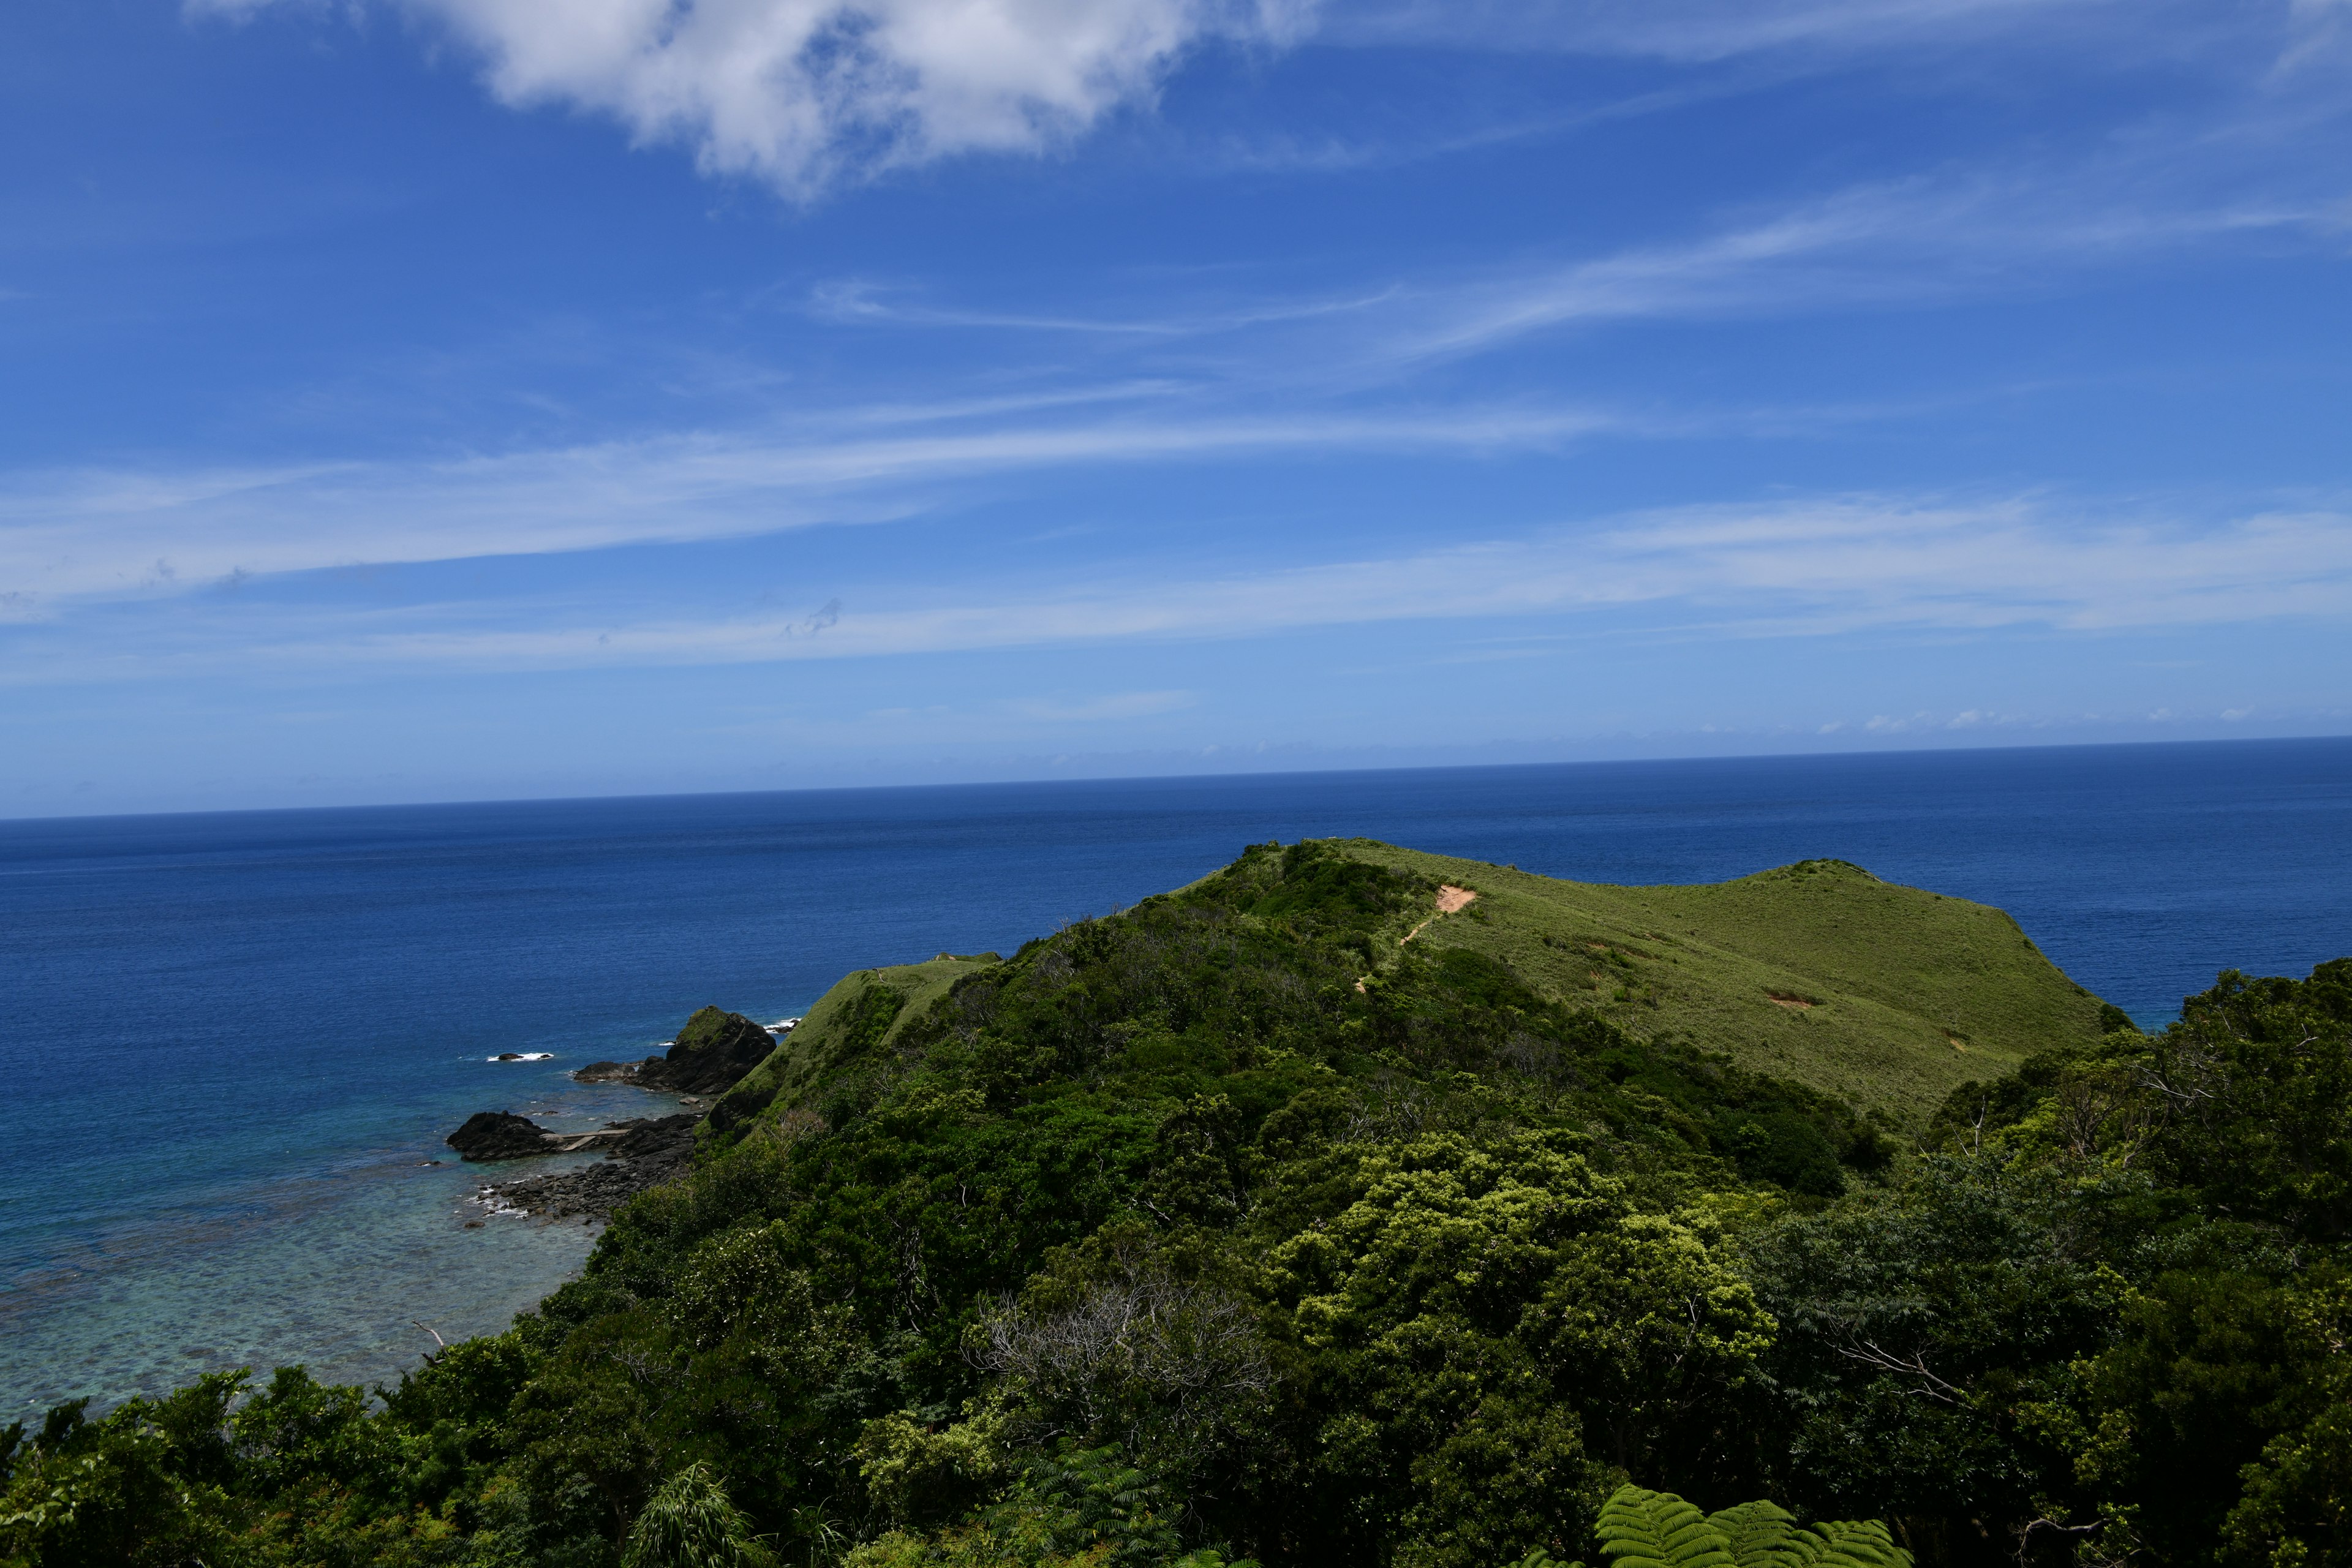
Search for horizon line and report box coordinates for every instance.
[8,729,2348,830]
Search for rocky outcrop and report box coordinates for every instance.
[462,1005,781,1217]
[568,1006,778,1096]
[447,1111,652,1161]
[448,1111,562,1162]
[478,1114,699,1219]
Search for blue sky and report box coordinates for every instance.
[4,0,2350,813]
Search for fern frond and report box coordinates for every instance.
[1802,1519,1912,1568]
[1705,1500,1820,1568]
[1499,1548,1581,1568]
[1593,1486,1735,1568]
[1578,1490,1908,1568]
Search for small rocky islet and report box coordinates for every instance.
[448,1004,786,1220]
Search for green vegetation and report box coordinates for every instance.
[1330,844,2105,1117]
[1572,1485,1910,1568]
[707,956,998,1134]
[3,840,2346,1568]
[623,1464,774,1568]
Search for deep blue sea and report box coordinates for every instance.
[4,738,2349,1417]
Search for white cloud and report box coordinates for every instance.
[12,492,2351,679]
[1369,167,2334,368]
[1326,0,2352,70]
[807,276,1398,336]
[200,0,1313,194]
[785,135,2347,374]
[5,132,2343,625]
[1329,0,2136,60]
[0,403,1621,611]
[190,0,2350,200]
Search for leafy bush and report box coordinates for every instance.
[625,1463,774,1568]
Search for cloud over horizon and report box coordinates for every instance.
[10,491,2349,682]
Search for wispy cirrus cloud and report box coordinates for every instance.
[786,118,2352,374]
[1355,148,2343,367]
[1330,0,2242,64]
[8,118,2345,637]
[806,277,1398,337]
[12,494,2350,680]
[0,402,1626,614]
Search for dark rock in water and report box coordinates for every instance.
[481,1112,700,1219]
[571,1006,775,1096]
[481,1006,778,1218]
[447,1111,556,1162]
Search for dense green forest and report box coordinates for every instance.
[6,841,2349,1568]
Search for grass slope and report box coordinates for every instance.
[1325,841,2107,1118]
[709,952,1000,1129]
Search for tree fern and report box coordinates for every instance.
[1593,1486,1736,1568]
[1800,1518,1910,1567]
[1705,1501,1813,1568]
[1512,1487,1912,1568]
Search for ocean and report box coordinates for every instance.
[3,737,2348,1417]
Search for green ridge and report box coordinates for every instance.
[726,840,2106,1131]
[1302,841,2106,1118]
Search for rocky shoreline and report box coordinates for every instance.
[448,1006,788,1221]
[467,1113,700,1219]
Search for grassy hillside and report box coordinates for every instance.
[723,840,2108,1127]
[707,952,999,1131]
[1322,841,2108,1118]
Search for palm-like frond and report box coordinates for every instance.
[1705,1500,1817,1568]
[1516,1486,1913,1568]
[1593,1486,1736,1568]
[623,1463,774,1568]
[1801,1519,1910,1568]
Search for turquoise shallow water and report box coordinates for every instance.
[3,739,2348,1417]
[2,1067,684,1411]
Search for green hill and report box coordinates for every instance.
[1321,841,2108,1118]
[709,952,1000,1132]
[18,836,2349,1568]
[714,839,2106,1135]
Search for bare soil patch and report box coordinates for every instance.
[1403,884,1479,944]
